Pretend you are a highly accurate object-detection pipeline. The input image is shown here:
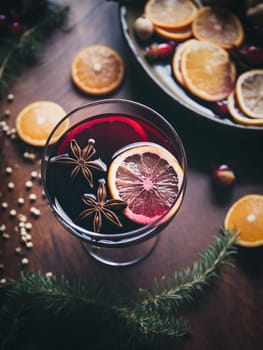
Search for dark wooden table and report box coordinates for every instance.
[0,1,263,349]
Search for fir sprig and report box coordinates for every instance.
[0,229,238,349]
[0,1,69,98]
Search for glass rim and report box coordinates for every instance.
[41,98,187,243]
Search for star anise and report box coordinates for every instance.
[77,179,127,233]
[50,138,107,188]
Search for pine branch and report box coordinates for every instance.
[136,229,237,316]
[0,1,69,98]
[0,229,238,349]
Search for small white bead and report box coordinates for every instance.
[17,197,25,205]
[1,202,8,209]
[25,181,33,190]
[7,93,14,102]
[17,214,27,222]
[21,257,29,265]
[31,171,38,180]
[29,193,37,202]
[7,182,15,190]
[0,278,7,285]
[26,241,33,249]
[9,209,17,217]
[5,167,13,175]
[3,233,10,239]
[0,224,6,232]
[25,222,32,231]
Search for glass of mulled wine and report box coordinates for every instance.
[41,99,187,267]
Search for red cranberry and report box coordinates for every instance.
[213,164,236,187]
[0,14,7,26]
[9,21,23,34]
[214,100,229,117]
[239,45,263,66]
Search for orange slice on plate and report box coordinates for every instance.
[180,40,236,101]
[71,45,125,96]
[172,39,199,85]
[145,0,198,29]
[224,194,263,247]
[192,6,244,49]
[108,142,184,225]
[154,24,193,41]
[16,101,67,147]
[227,92,263,126]
[235,69,263,119]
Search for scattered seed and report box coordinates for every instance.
[26,241,33,249]
[31,171,38,180]
[29,193,37,202]
[17,197,25,206]
[30,207,40,217]
[25,234,32,241]
[21,257,29,265]
[7,182,15,190]
[4,109,11,118]
[17,214,27,222]
[0,263,4,270]
[7,93,14,102]
[15,247,24,255]
[25,181,33,190]
[25,222,32,231]
[9,209,16,217]
[5,167,13,175]
[0,224,6,232]
[41,190,46,199]
[10,133,17,140]
[1,202,8,209]
[0,278,7,285]
[3,233,10,239]
[23,152,36,161]
[19,227,27,236]
[45,272,53,277]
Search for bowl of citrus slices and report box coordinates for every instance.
[119,0,263,130]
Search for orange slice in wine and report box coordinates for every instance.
[108,142,184,225]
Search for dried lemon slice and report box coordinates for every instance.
[192,6,244,49]
[227,92,263,126]
[235,69,263,119]
[180,40,236,101]
[145,0,197,29]
[71,45,125,96]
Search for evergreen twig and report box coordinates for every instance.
[0,1,69,98]
[0,229,238,349]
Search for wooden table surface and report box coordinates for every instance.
[0,1,263,349]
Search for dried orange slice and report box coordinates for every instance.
[108,142,184,225]
[180,40,236,101]
[16,101,67,147]
[154,24,192,41]
[192,6,244,49]
[145,0,197,29]
[71,45,124,96]
[235,69,263,119]
[224,194,263,247]
[172,39,199,85]
[227,92,263,126]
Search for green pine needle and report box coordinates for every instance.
[0,1,69,98]
[0,229,238,349]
